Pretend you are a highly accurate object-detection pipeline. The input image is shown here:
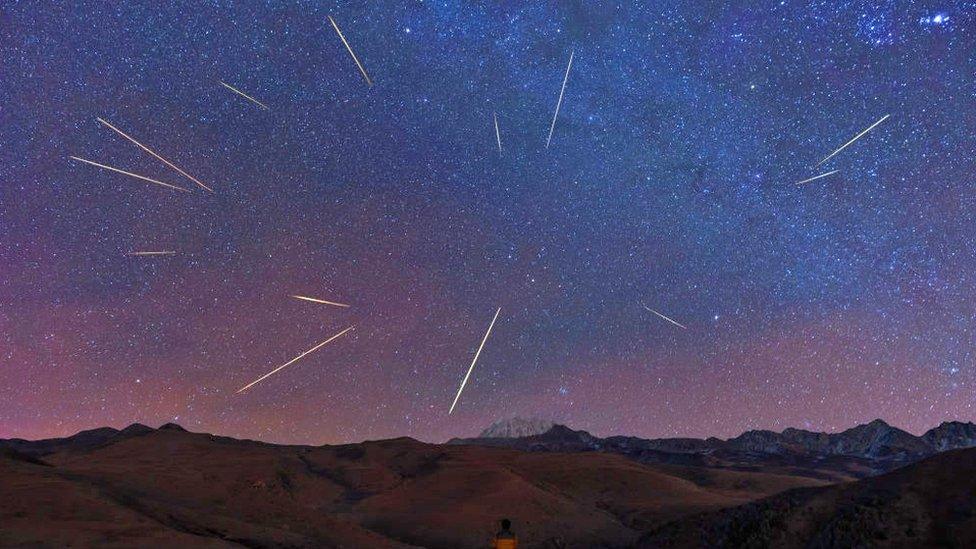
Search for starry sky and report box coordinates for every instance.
[2,1,975,445]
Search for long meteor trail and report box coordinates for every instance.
[546,50,574,149]
[97,117,213,193]
[69,156,190,192]
[128,251,177,256]
[816,114,890,167]
[493,112,502,154]
[642,304,687,330]
[449,307,501,414]
[236,326,355,394]
[328,16,372,87]
[219,81,270,110]
[291,295,350,308]
[796,169,839,185]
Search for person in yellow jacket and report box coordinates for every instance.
[491,518,517,549]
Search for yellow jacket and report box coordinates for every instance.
[491,533,517,549]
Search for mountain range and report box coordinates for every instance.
[2,418,975,547]
[0,422,828,547]
[450,417,976,481]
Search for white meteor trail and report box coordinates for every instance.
[219,80,270,110]
[493,112,502,154]
[96,117,213,193]
[816,114,890,167]
[237,326,355,394]
[449,307,501,414]
[328,16,372,87]
[69,156,190,192]
[546,50,574,149]
[642,304,687,330]
[128,251,177,256]
[796,169,839,185]
[291,295,350,308]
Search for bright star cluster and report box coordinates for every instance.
[1,2,974,445]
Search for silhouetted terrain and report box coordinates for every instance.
[450,418,976,482]
[638,447,976,548]
[0,423,823,548]
[2,420,974,548]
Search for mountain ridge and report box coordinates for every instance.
[449,417,976,480]
[0,420,829,548]
[3,420,975,547]
[478,416,556,439]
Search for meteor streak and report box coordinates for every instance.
[291,295,350,308]
[328,16,372,87]
[816,114,890,167]
[449,307,501,414]
[642,304,687,330]
[97,117,213,193]
[128,251,177,256]
[546,50,574,149]
[218,80,270,110]
[493,112,502,154]
[69,156,190,192]
[796,169,840,185]
[237,326,355,394]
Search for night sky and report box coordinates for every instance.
[2,2,975,445]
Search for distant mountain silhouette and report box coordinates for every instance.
[922,420,976,451]
[478,416,556,438]
[0,423,153,457]
[450,418,976,480]
[724,419,932,459]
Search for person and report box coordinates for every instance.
[491,518,517,549]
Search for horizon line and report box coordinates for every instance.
[4,415,971,448]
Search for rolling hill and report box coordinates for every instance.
[1,423,824,548]
[638,446,976,548]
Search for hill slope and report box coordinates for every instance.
[638,447,976,548]
[1,424,825,548]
